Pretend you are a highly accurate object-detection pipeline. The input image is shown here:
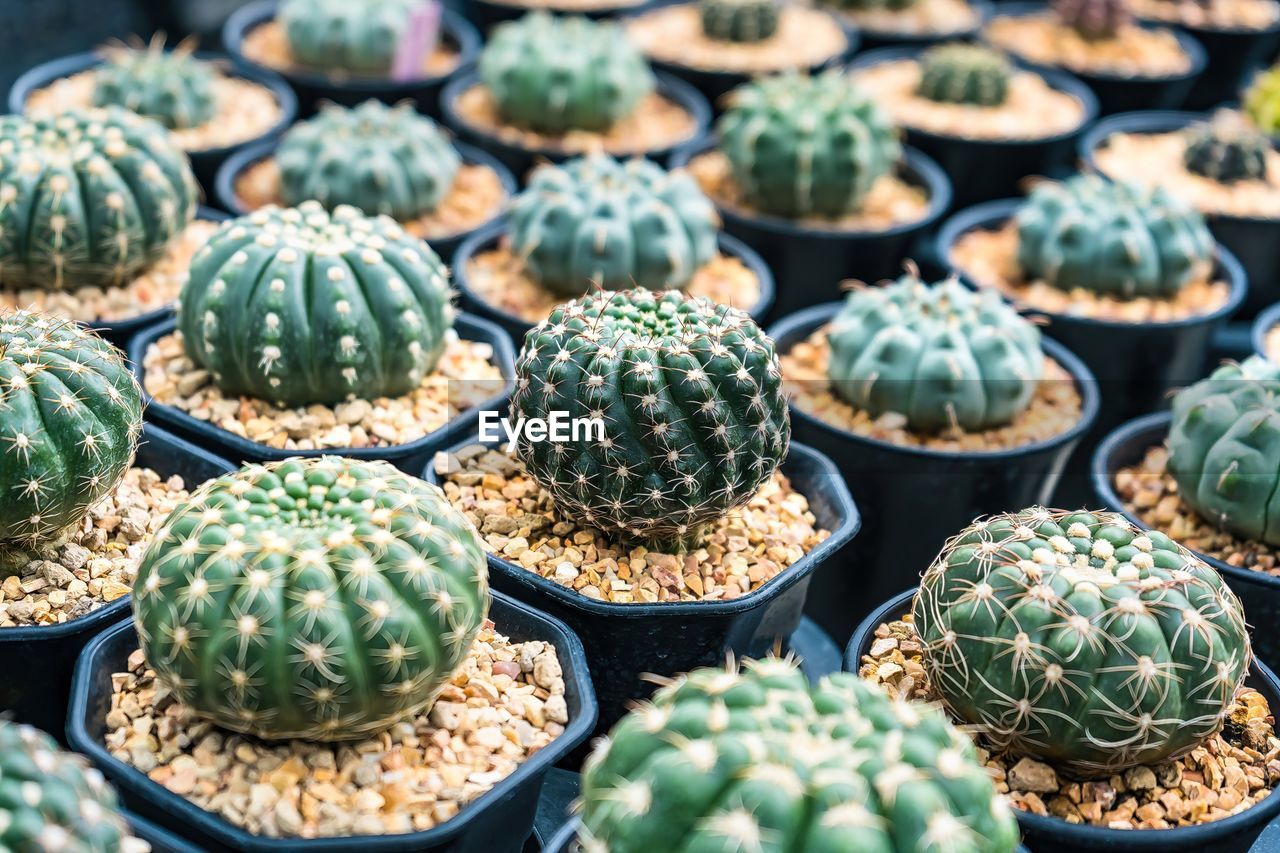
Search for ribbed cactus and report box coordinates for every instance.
[508,155,719,298]
[1015,174,1215,299]
[0,311,142,544]
[0,107,198,290]
[917,44,1012,107]
[827,275,1042,433]
[717,72,901,218]
[579,657,1020,853]
[510,289,789,551]
[1245,65,1280,134]
[914,507,1251,777]
[133,456,490,742]
[178,202,454,407]
[280,0,420,75]
[1184,122,1270,184]
[700,0,782,42]
[1052,0,1131,39]
[91,36,216,131]
[276,101,461,221]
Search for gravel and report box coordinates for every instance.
[835,0,981,35]
[985,13,1192,77]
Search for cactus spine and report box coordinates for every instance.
[92,36,217,131]
[700,0,782,42]
[916,44,1012,107]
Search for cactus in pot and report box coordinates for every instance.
[1052,0,1131,39]
[91,36,216,131]
[916,44,1012,107]
[280,0,423,75]
[1183,121,1270,184]
[700,0,782,42]
[1245,65,1280,135]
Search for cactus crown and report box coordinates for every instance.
[92,35,216,130]
[280,0,420,75]
[1245,65,1280,134]
[1052,0,1131,39]
[916,43,1012,107]
[1183,120,1270,184]
[700,0,782,42]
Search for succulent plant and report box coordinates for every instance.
[916,44,1012,107]
[508,155,719,298]
[479,13,654,136]
[133,456,490,742]
[1015,174,1215,299]
[178,202,454,407]
[1183,121,1270,184]
[578,657,1020,853]
[510,289,789,551]
[280,0,421,75]
[700,0,782,42]
[91,36,216,131]
[1052,0,1131,39]
[914,506,1251,777]
[1245,65,1280,134]
[717,72,901,218]
[827,275,1042,433]
[0,107,198,290]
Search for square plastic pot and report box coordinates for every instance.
[66,590,599,853]
[846,0,994,51]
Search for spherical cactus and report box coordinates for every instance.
[0,107,198,290]
[91,37,216,131]
[827,275,1043,433]
[133,456,491,742]
[0,311,142,544]
[276,101,462,221]
[178,202,454,407]
[508,155,719,298]
[916,44,1012,107]
[1245,65,1280,134]
[914,506,1251,777]
[280,0,419,75]
[717,72,901,218]
[578,657,1020,853]
[1052,0,1131,39]
[510,289,790,551]
[700,0,782,42]
[1015,174,1215,299]
[1183,121,1270,184]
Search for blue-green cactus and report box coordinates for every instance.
[91,37,216,131]
[280,0,420,75]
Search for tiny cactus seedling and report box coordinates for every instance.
[508,155,719,297]
[133,456,491,742]
[1052,0,1131,39]
[700,0,782,42]
[916,44,1012,107]
[1183,121,1270,184]
[510,289,790,551]
[91,35,216,131]
[914,506,1251,777]
[178,202,454,407]
[280,0,421,75]
[578,657,1020,853]
[1246,65,1280,135]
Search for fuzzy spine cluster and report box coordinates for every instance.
[1052,0,1130,39]
[700,0,782,42]
[1183,121,1270,184]
[91,36,216,131]
[1246,65,1280,134]
[916,44,1012,107]
[280,0,420,75]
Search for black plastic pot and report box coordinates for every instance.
[768,303,1099,641]
[128,311,516,474]
[849,46,1099,208]
[1253,301,1280,358]
[669,139,952,322]
[213,138,516,263]
[848,0,995,50]
[222,0,480,119]
[452,223,776,349]
[67,591,598,853]
[0,424,233,742]
[1159,19,1280,110]
[463,0,656,33]
[125,811,204,853]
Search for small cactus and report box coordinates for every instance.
[916,43,1012,107]
[1052,0,1131,39]
[91,35,216,131]
[1245,65,1280,134]
[280,0,422,75]
[1183,121,1270,184]
[700,0,782,42]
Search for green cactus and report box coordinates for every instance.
[1015,174,1215,299]
[0,311,142,544]
[91,37,216,131]
[1245,65,1280,134]
[700,0,782,42]
[510,289,790,551]
[827,275,1042,433]
[0,107,198,290]
[1183,122,1270,184]
[717,72,901,218]
[479,12,655,135]
[914,506,1251,778]
[916,44,1012,107]
[578,657,1020,853]
[178,202,454,407]
[133,456,490,742]
[507,155,719,298]
[1052,0,1130,39]
[280,0,420,75]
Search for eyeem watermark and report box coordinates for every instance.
[478,411,605,443]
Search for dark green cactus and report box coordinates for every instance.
[1052,0,1131,39]
[91,37,216,131]
[1183,122,1270,184]
[916,44,1012,107]
[280,0,420,75]
[700,0,782,42]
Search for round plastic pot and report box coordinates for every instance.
[849,0,994,50]
[67,591,598,853]
[769,303,1098,641]
[213,138,516,263]
[223,0,480,119]
[1252,301,1280,358]
[424,438,860,736]
[1167,21,1280,110]
[127,311,516,474]
[847,587,1280,853]
[452,223,776,349]
[125,811,204,853]
[849,45,1099,208]
[463,0,655,33]
[0,423,233,743]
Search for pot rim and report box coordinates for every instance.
[1252,302,1280,358]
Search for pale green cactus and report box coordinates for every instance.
[91,36,216,131]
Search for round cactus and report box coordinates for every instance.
[508,155,719,298]
[280,0,419,75]
[916,44,1012,107]
[133,456,491,742]
[91,37,216,131]
[511,289,790,551]
[479,12,655,135]
[717,72,901,218]
[827,275,1043,433]
[1245,65,1280,134]
[700,0,782,42]
[0,107,198,290]
[0,311,142,544]
[579,657,1020,853]
[178,202,454,407]
[914,506,1251,777]
[1015,174,1215,299]
[276,101,462,221]
[1183,122,1270,184]
[1052,0,1130,39]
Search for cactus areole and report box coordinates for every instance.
[914,507,1251,777]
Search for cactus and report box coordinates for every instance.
[578,657,1020,853]
[0,107,198,290]
[717,72,901,218]
[510,289,789,551]
[916,44,1012,107]
[824,0,919,11]
[479,12,655,135]
[827,275,1043,433]
[508,155,719,298]
[280,0,421,75]
[1052,0,1131,39]
[1015,174,1215,299]
[914,507,1251,777]
[1245,65,1280,134]
[178,202,454,407]
[133,456,490,742]
[1183,121,1270,184]
[0,311,142,544]
[276,101,462,221]
[700,0,782,42]
[91,36,216,131]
